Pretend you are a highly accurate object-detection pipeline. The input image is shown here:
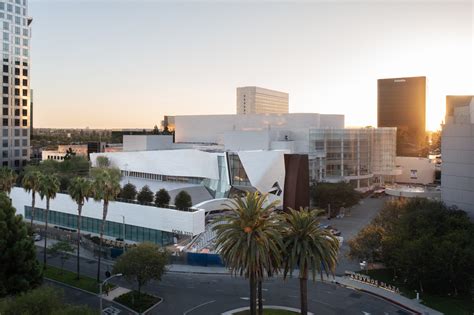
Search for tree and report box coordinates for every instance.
[63,147,76,160]
[120,183,137,200]
[0,286,96,315]
[152,125,160,134]
[48,241,75,274]
[310,182,360,216]
[281,208,339,315]
[0,166,17,195]
[95,156,111,169]
[92,168,121,282]
[68,176,92,279]
[213,192,282,315]
[0,192,42,297]
[113,242,168,298]
[348,224,384,267]
[22,169,42,228]
[155,188,170,207]
[137,185,154,204]
[38,173,60,269]
[174,190,192,210]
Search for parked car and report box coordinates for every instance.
[32,233,41,242]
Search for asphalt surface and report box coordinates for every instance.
[38,247,414,315]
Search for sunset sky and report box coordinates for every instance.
[30,0,473,131]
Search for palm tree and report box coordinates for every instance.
[22,169,41,228]
[281,208,340,315]
[0,166,17,195]
[38,173,60,269]
[213,192,282,315]
[68,176,92,280]
[92,168,121,282]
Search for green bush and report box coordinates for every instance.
[120,183,137,200]
[155,188,171,207]
[137,185,154,204]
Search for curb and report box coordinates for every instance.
[222,305,313,315]
[141,295,164,314]
[44,277,139,315]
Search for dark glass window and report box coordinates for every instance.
[21,99,26,106]
[14,118,19,126]
[22,79,26,85]
[3,76,8,84]
[2,108,7,116]
[2,161,7,166]
[21,119,26,126]
[2,65,7,73]
[22,149,27,156]
[14,68,19,75]
[2,139,7,147]
[2,151,7,158]
[14,160,19,167]
[22,89,27,96]
[2,86,8,94]
[14,88,19,96]
[22,109,26,116]
[15,99,19,106]
[22,69,27,76]
[2,97,7,105]
[14,108,19,116]
[14,78,19,85]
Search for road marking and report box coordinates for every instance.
[362,312,371,315]
[183,300,216,315]
[240,297,250,300]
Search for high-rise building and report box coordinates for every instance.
[236,86,289,114]
[1,0,32,169]
[377,76,426,157]
[442,95,474,218]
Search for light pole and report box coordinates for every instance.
[99,272,122,314]
[121,215,126,252]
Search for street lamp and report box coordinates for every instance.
[99,272,122,314]
[121,215,126,253]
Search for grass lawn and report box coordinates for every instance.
[234,310,298,315]
[114,291,161,313]
[43,265,114,294]
[360,269,473,315]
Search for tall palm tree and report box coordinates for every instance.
[22,169,42,228]
[213,192,282,315]
[38,173,60,269]
[281,208,340,315]
[92,168,121,282]
[0,166,17,195]
[68,176,92,280]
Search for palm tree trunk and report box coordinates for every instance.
[76,203,82,280]
[300,268,308,315]
[250,273,257,315]
[43,198,49,269]
[258,279,263,315]
[97,201,108,282]
[30,192,35,228]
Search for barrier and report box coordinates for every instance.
[187,252,223,267]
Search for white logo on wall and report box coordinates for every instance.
[269,182,282,196]
[410,169,418,179]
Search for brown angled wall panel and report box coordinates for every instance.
[283,154,309,211]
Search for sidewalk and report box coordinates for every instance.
[101,286,131,302]
[335,276,442,315]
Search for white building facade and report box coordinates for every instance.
[441,96,474,218]
[236,86,289,114]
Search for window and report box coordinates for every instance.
[14,118,19,126]
[2,161,7,166]
[14,78,19,85]
[2,151,7,158]
[21,128,27,136]
[22,68,26,76]
[14,16,20,25]
[14,129,19,136]
[14,139,19,147]
[14,47,19,55]
[22,48,27,57]
[14,27,19,35]
[22,138,27,146]
[14,37,19,45]
[2,43,8,52]
[22,79,26,85]
[22,89,26,96]
[14,88,19,96]
[14,98,19,106]
[22,149,26,156]
[2,108,7,115]
[14,67,19,75]
[2,129,7,137]
[7,4,12,13]
[0,3,4,10]
[22,38,27,46]
[2,139,7,147]
[15,6,20,15]
[22,109,26,116]
[22,28,27,36]
[2,22,8,30]
[2,97,7,105]
[2,65,7,73]
[21,119,26,126]
[2,86,7,94]
[14,108,19,116]
[14,160,19,167]
[21,99,26,106]
[2,76,7,83]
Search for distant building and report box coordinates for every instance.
[394,156,435,185]
[377,76,426,157]
[441,95,474,218]
[1,1,33,168]
[236,86,289,114]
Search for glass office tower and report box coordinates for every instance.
[377,76,426,157]
[1,0,31,169]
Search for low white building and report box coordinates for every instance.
[395,157,435,185]
[442,96,474,218]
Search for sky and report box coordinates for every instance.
[30,0,473,130]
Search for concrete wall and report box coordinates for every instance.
[441,123,474,218]
[10,187,205,236]
[395,156,435,185]
[123,135,173,152]
[223,130,271,151]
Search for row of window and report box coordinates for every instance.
[2,107,27,116]
[122,170,203,185]
[2,22,28,37]
[2,159,27,167]
[0,1,27,14]
[2,34,28,46]
[2,43,28,56]
[25,207,175,246]
[2,137,27,145]
[2,117,27,126]
[2,127,27,136]
[0,13,28,27]
[2,88,28,98]
[3,97,29,106]
[2,148,27,157]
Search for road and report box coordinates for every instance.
[38,247,414,315]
